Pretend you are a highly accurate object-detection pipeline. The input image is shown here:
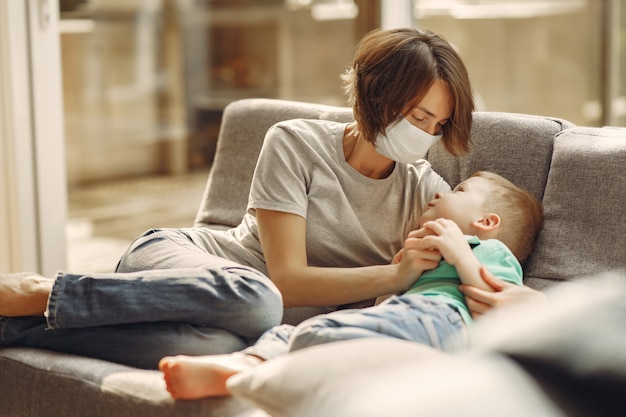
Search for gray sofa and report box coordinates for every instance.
[1,98,624,417]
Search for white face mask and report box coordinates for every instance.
[375,117,442,163]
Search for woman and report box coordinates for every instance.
[0,28,528,369]
[249,27,473,309]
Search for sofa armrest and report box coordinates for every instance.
[193,98,352,228]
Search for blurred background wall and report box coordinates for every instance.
[59,0,624,186]
[56,0,624,271]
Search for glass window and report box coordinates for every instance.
[60,0,366,271]
[608,0,626,126]
[412,0,615,127]
[182,0,362,168]
[59,0,624,271]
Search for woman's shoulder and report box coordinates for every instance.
[265,118,345,152]
[269,118,344,137]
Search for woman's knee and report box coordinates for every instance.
[249,290,283,335]
[249,281,284,333]
[223,267,284,335]
[116,228,167,272]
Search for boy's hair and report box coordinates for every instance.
[471,171,544,262]
[341,28,475,156]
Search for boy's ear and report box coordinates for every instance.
[472,213,501,232]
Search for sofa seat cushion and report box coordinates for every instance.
[0,347,254,417]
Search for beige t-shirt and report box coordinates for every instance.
[189,118,450,276]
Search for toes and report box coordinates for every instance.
[158,358,171,372]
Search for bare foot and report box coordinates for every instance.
[0,272,53,316]
[159,353,262,400]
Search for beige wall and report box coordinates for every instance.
[415,1,604,126]
[61,2,357,186]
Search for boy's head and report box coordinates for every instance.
[419,171,544,262]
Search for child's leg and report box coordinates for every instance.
[158,324,296,399]
[288,295,468,353]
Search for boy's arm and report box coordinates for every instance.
[417,219,494,292]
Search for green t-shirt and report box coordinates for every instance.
[404,236,523,326]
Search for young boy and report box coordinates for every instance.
[159,171,544,399]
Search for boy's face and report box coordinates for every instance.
[419,176,493,235]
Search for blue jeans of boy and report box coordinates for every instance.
[245,295,468,360]
[0,228,283,369]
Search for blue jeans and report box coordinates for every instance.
[0,228,283,369]
[245,295,468,360]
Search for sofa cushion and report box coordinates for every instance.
[227,338,559,417]
[193,98,353,228]
[524,127,626,288]
[427,112,574,202]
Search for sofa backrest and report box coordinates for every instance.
[195,99,571,229]
[194,98,624,290]
[524,126,626,289]
[427,112,574,202]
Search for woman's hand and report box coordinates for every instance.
[393,235,442,290]
[459,265,547,319]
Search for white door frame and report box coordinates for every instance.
[381,0,413,29]
[0,0,67,275]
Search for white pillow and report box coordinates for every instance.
[227,335,568,417]
[226,338,449,417]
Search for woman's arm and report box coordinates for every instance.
[257,209,441,307]
[459,265,548,319]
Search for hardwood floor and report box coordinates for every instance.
[66,169,211,272]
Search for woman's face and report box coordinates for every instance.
[402,79,454,135]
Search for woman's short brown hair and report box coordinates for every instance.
[342,28,475,156]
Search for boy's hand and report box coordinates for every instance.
[391,248,404,265]
[416,219,474,267]
[393,224,438,266]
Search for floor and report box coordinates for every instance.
[66,169,211,273]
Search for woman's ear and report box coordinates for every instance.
[472,213,501,233]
